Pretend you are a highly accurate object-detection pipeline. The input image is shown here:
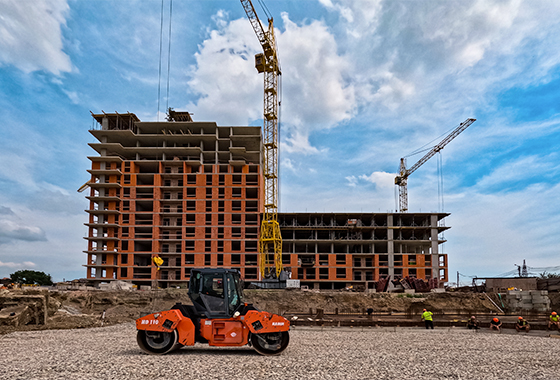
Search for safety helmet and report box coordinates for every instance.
[552,312,557,315]
[423,309,426,312]
[518,316,523,320]
[493,317,499,322]
[471,316,475,319]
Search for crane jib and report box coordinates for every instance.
[395,118,476,212]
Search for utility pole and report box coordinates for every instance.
[522,259,528,277]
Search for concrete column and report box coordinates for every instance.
[387,214,394,278]
[430,214,439,273]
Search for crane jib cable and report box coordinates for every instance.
[406,122,466,158]
[256,0,272,20]
[157,0,164,121]
[166,0,173,112]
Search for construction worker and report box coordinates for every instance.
[515,316,530,333]
[548,311,559,330]
[421,308,434,329]
[490,317,502,332]
[467,315,480,330]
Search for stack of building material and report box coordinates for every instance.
[505,290,550,312]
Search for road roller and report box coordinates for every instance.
[136,268,290,355]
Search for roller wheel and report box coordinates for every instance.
[137,329,178,355]
[251,331,289,356]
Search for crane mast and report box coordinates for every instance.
[395,118,476,212]
[240,0,283,279]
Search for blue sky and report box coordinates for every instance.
[1,0,559,282]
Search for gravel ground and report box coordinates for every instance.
[1,323,559,380]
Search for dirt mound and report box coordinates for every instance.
[244,289,500,316]
[0,288,546,333]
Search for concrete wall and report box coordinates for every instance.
[486,277,538,292]
[504,290,550,312]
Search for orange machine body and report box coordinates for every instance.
[135,268,291,355]
[136,304,289,348]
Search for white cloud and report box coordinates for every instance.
[185,16,261,125]
[475,154,560,191]
[319,0,560,127]
[0,200,86,280]
[282,131,321,155]
[346,175,357,187]
[0,219,46,244]
[0,0,71,74]
[279,13,355,153]
[282,157,295,172]
[359,171,395,189]
[317,0,334,9]
[0,261,36,268]
[62,89,80,104]
[447,182,560,277]
[186,11,355,153]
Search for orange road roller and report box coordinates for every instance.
[136,268,290,355]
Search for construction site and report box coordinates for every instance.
[80,1,472,292]
[1,0,559,377]
[2,0,558,327]
[82,111,450,290]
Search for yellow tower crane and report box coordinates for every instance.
[395,118,476,212]
[240,0,283,280]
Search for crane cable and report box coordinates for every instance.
[256,0,272,20]
[157,0,165,121]
[437,151,444,214]
[166,0,173,112]
[405,121,465,158]
[277,64,282,212]
[157,0,174,121]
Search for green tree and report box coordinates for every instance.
[539,271,560,279]
[10,270,53,286]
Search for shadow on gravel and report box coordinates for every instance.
[120,347,259,356]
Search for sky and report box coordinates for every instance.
[1,0,559,283]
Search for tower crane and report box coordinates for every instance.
[395,118,476,212]
[240,0,283,280]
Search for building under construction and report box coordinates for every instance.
[84,112,449,289]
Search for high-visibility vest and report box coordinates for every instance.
[422,311,433,321]
[551,315,559,322]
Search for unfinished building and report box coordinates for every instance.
[279,212,448,290]
[84,112,263,287]
[84,113,449,288]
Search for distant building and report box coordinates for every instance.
[83,112,449,288]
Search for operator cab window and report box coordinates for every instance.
[226,272,243,314]
[189,270,243,318]
[202,275,224,298]
[199,273,225,316]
